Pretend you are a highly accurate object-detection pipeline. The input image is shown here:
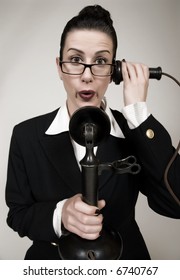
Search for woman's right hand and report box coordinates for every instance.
[122,60,149,106]
[61,194,105,240]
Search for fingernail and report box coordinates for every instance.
[95,209,101,216]
[122,59,126,62]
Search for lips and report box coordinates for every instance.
[78,90,96,101]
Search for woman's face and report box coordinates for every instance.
[57,29,114,116]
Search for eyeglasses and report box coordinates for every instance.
[60,61,114,77]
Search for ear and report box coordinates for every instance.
[56,57,63,80]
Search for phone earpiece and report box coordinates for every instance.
[112,60,162,84]
[112,60,123,85]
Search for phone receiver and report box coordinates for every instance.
[112,60,162,85]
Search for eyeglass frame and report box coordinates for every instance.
[59,60,115,77]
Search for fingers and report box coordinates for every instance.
[121,60,149,106]
[67,219,103,240]
[98,199,106,210]
[73,196,100,215]
[122,60,149,83]
[61,194,106,240]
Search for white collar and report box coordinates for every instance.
[45,102,124,138]
[45,104,69,135]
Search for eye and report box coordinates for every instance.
[71,56,82,63]
[95,57,107,65]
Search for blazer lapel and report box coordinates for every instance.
[40,131,82,194]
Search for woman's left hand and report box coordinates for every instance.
[122,61,149,106]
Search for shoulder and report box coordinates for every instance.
[12,108,59,138]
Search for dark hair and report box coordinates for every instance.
[59,5,118,61]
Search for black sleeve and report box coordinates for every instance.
[5,127,59,242]
[121,114,180,217]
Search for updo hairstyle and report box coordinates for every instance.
[59,5,118,61]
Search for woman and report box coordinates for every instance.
[5,5,180,260]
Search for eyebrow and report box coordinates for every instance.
[67,48,111,55]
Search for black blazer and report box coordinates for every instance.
[5,108,180,259]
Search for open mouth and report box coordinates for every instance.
[78,90,96,101]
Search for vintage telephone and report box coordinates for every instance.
[112,60,179,86]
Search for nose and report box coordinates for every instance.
[81,67,93,83]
